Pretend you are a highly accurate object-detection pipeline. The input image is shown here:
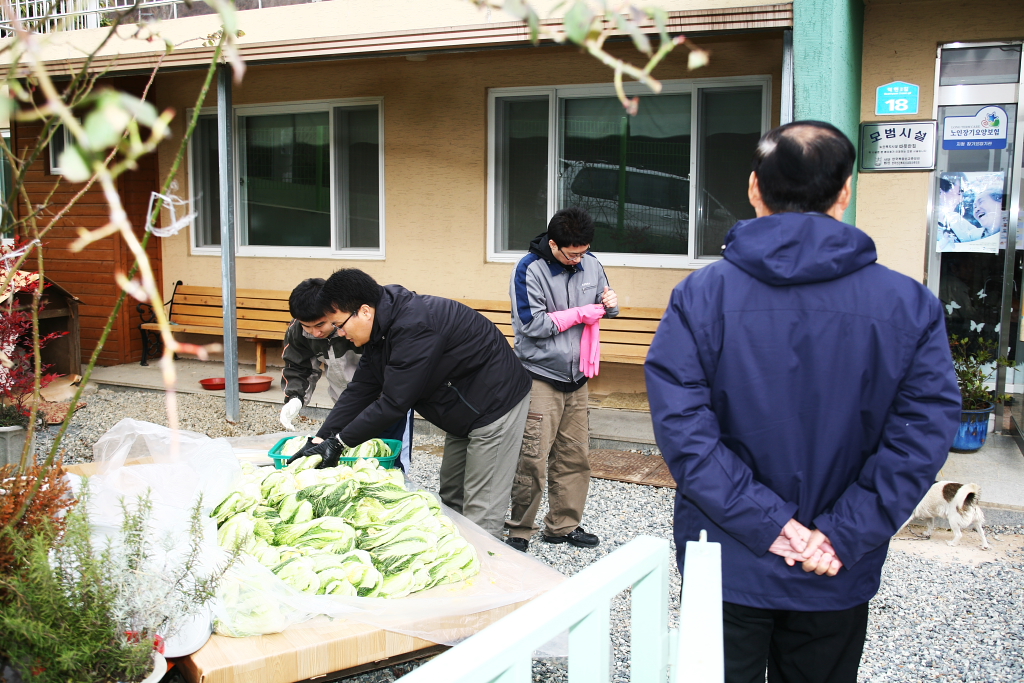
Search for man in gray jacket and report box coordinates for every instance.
[505,207,618,551]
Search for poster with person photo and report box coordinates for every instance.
[936,171,1010,254]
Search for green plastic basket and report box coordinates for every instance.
[268,437,402,470]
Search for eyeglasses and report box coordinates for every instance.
[334,311,356,333]
[558,246,589,262]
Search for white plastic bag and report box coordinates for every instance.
[64,419,243,657]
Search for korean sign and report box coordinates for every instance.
[875,81,920,116]
[942,106,1008,150]
[860,121,936,172]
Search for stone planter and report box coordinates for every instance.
[0,424,33,467]
[135,653,167,683]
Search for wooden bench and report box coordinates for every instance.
[458,299,664,365]
[138,282,291,372]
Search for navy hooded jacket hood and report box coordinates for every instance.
[645,212,960,611]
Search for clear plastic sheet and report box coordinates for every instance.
[68,419,565,647]
[64,419,241,657]
[223,431,304,466]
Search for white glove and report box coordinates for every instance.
[280,397,302,431]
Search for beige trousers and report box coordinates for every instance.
[505,379,590,539]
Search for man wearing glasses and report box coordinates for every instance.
[505,207,618,552]
[300,269,533,540]
[280,278,413,469]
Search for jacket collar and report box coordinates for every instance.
[529,232,584,277]
[367,284,411,345]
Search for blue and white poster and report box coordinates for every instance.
[935,171,1014,254]
[875,81,920,116]
[942,106,1009,150]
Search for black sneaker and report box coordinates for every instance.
[505,536,530,552]
[542,526,599,548]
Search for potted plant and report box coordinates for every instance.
[0,267,63,468]
[948,334,1012,451]
[0,483,234,683]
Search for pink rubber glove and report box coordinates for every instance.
[579,303,607,325]
[548,304,606,333]
[580,319,601,377]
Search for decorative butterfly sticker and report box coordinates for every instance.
[970,320,985,333]
[976,289,987,299]
[945,301,961,316]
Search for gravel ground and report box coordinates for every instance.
[38,390,1024,682]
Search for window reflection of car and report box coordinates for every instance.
[562,162,740,249]
[563,163,689,242]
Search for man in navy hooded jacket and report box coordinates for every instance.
[645,121,960,683]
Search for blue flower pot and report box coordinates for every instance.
[952,402,994,452]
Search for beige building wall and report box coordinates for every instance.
[858,0,1024,283]
[154,32,783,313]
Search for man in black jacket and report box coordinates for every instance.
[309,269,532,538]
[280,278,414,470]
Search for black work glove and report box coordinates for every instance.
[285,437,316,465]
[290,435,346,468]
[315,436,346,469]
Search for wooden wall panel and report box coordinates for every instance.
[13,74,162,368]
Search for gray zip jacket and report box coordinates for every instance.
[510,233,618,386]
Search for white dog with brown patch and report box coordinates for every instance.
[901,481,990,550]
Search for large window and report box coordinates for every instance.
[191,99,384,257]
[488,78,769,268]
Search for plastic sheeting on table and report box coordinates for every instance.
[69,419,565,649]
[64,419,240,658]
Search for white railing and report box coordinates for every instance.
[1,0,178,34]
[0,0,324,35]
[398,533,723,683]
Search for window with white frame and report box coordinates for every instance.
[488,78,770,267]
[47,123,72,176]
[191,99,384,256]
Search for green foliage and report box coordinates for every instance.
[0,486,234,682]
[0,404,28,428]
[0,499,153,683]
[949,334,1013,411]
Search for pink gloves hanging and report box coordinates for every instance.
[579,317,601,378]
[547,304,605,378]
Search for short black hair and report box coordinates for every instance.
[289,278,327,322]
[318,269,383,314]
[751,121,856,214]
[547,207,595,248]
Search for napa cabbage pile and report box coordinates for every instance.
[212,444,479,605]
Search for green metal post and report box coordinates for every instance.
[793,0,864,223]
[617,116,628,234]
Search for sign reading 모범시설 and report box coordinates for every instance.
[859,121,936,172]
[875,81,920,116]
[943,106,1008,150]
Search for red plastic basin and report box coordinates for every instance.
[238,376,273,393]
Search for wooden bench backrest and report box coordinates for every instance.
[459,298,664,365]
[170,285,291,337]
